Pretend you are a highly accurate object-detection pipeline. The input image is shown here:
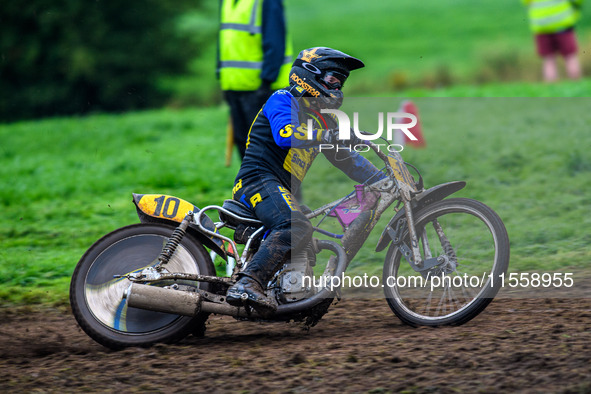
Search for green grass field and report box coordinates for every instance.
[2,0,591,306]
[1,81,590,306]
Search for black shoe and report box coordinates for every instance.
[226,276,277,316]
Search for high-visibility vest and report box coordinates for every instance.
[523,0,581,33]
[219,0,292,91]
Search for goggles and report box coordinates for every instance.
[321,71,348,90]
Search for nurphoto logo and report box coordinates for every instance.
[306,110,418,153]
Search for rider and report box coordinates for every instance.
[225,47,386,314]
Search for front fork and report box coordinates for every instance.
[398,197,449,274]
[402,198,423,267]
[398,197,457,276]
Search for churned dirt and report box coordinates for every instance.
[0,298,590,393]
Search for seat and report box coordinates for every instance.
[221,199,261,226]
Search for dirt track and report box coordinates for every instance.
[1,298,590,393]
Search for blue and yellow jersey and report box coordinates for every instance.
[234,89,386,193]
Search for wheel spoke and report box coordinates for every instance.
[422,291,434,316]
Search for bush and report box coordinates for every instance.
[0,0,201,121]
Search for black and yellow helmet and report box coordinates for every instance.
[288,47,364,108]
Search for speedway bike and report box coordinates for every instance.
[70,141,510,349]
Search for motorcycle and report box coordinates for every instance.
[70,141,510,349]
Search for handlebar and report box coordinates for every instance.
[364,140,390,162]
[363,139,423,193]
[364,140,397,180]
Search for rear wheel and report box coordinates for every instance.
[383,198,509,326]
[70,223,214,349]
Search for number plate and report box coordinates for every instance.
[387,155,417,193]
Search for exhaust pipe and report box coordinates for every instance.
[125,283,202,316]
[125,283,260,318]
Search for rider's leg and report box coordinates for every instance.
[226,175,312,314]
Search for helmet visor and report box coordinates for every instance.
[321,71,347,90]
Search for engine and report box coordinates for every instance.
[274,246,316,303]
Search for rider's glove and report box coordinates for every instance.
[320,129,366,147]
[348,130,367,147]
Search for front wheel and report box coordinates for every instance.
[70,223,215,349]
[383,198,509,326]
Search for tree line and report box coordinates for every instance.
[0,0,208,121]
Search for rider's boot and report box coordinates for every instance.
[226,273,278,316]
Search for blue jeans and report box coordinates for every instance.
[232,172,313,285]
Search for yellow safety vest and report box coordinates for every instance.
[219,0,293,91]
[523,0,581,33]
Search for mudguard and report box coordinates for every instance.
[132,193,227,261]
[375,181,466,252]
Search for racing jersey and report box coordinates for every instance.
[234,89,386,193]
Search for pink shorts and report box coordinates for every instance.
[535,29,578,57]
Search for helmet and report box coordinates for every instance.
[288,47,364,108]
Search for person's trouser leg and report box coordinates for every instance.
[226,175,313,314]
[224,91,264,160]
